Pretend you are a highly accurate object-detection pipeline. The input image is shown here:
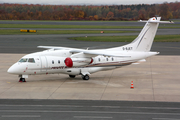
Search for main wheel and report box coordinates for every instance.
[69,75,76,78]
[82,75,89,80]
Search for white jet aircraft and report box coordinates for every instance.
[7,17,173,82]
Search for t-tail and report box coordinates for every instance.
[110,17,173,52]
[131,17,161,52]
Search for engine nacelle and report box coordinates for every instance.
[64,57,93,67]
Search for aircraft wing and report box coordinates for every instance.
[70,49,131,57]
[38,46,131,57]
[37,46,78,50]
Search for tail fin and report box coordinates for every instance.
[109,17,173,52]
[131,17,160,51]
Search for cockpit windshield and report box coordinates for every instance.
[19,58,28,62]
[28,58,35,63]
[18,58,35,63]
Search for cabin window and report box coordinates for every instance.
[98,58,100,62]
[58,60,60,64]
[19,58,28,62]
[52,60,54,64]
[28,58,35,63]
[112,58,114,61]
[106,58,108,61]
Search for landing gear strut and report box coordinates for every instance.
[82,74,89,80]
[19,78,26,82]
[19,75,28,82]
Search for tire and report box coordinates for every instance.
[22,78,26,82]
[19,78,22,82]
[82,75,89,80]
[69,75,76,78]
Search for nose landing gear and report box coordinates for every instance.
[18,75,28,82]
[19,78,26,82]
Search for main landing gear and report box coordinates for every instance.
[19,78,26,82]
[82,74,89,80]
[69,75,76,78]
[69,74,89,80]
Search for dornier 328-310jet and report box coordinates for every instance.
[7,17,173,82]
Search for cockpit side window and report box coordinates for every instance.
[19,58,28,62]
[28,58,35,63]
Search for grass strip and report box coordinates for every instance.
[0,29,136,35]
[0,24,142,29]
[69,35,180,42]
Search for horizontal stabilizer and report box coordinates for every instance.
[139,20,174,24]
[139,17,174,24]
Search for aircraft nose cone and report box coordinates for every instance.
[7,66,16,74]
[7,63,19,74]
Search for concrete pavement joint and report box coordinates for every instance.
[100,69,114,100]
[47,78,66,99]
[149,57,155,101]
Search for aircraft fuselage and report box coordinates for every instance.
[8,49,157,77]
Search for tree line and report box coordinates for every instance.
[0,2,180,20]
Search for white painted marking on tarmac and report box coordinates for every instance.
[157,46,180,49]
[92,106,121,108]
[1,105,180,110]
[0,110,180,116]
[74,116,113,119]
[1,115,41,117]
[152,118,180,120]
[0,104,83,107]
[91,106,180,110]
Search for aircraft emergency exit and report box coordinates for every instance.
[7,17,173,82]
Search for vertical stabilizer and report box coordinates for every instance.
[132,17,160,51]
[109,17,173,52]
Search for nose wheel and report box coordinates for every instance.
[19,78,26,82]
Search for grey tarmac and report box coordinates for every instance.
[0,33,180,55]
[1,99,180,120]
[0,20,180,26]
[0,21,146,26]
[1,54,180,102]
[0,54,180,120]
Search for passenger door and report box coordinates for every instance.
[40,56,48,71]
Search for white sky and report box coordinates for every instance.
[0,0,178,5]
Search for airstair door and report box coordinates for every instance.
[40,56,48,71]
